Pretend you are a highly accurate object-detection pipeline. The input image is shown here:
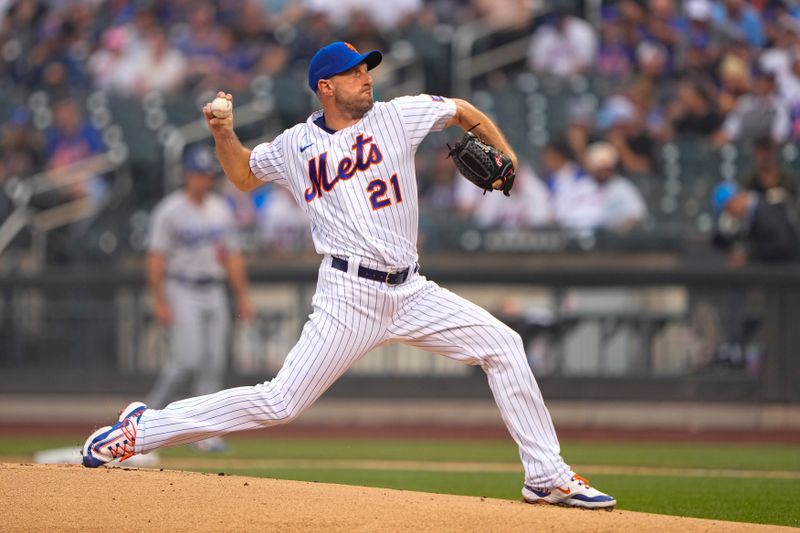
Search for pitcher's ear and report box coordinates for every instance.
[318,79,333,96]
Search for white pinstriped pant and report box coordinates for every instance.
[135,257,573,489]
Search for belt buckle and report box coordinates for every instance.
[384,269,395,284]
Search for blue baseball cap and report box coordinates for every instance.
[183,145,219,175]
[712,181,739,215]
[308,41,382,93]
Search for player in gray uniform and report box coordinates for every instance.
[82,42,615,509]
[145,146,253,450]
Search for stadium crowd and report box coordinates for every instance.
[0,0,799,264]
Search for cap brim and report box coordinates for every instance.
[363,50,382,70]
[327,50,382,79]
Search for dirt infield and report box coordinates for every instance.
[0,463,793,532]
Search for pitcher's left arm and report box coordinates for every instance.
[446,98,518,171]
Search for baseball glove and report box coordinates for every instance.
[447,130,515,196]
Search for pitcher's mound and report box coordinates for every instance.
[0,463,787,532]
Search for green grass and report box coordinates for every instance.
[158,438,800,472]
[3,437,799,472]
[0,437,81,457]
[2,435,798,527]
[562,441,800,471]
[597,474,800,527]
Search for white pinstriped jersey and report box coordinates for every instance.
[133,95,579,493]
[250,94,456,270]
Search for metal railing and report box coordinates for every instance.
[450,2,606,98]
[451,18,535,97]
[0,152,128,263]
[376,43,426,99]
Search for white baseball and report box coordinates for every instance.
[210,97,232,118]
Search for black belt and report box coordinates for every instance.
[331,256,417,285]
[168,275,223,286]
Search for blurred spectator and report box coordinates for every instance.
[713,67,791,146]
[666,79,724,137]
[717,47,752,114]
[342,10,390,53]
[132,28,188,97]
[684,0,716,47]
[44,99,106,204]
[763,1,800,47]
[252,41,309,125]
[540,138,600,230]
[527,9,597,77]
[614,0,647,34]
[212,27,258,93]
[595,7,636,79]
[680,42,719,87]
[257,187,312,253]
[473,0,536,31]
[679,0,721,80]
[565,96,597,165]
[0,107,41,219]
[122,6,161,51]
[759,17,800,95]
[470,161,552,229]
[46,99,104,168]
[33,59,84,99]
[453,156,552,229]
[738,136,797,201]
[21,5,93,98]
[420,147,458,211]
[597,94,657,174]
[87,27,137,96]
[2,0,47,55]
[288,11,338,67]
[304,0,421,32]
[584,141,648,232]
[760,15,800,69]
[1,106,44,179]
[712,0,766,48]
[638,0,688,74]
[235,0,283,74]
[634,41,677,119]
[399,5,451,95]
[173,2,223,91]
[712,181,800,265]
[759,20,800,135]
[222,179,259,230]
[454,165,484,219]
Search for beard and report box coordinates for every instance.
[335,87,374,118]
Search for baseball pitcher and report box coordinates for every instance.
[82,42,615,509]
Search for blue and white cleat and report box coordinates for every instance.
[522,474,616,509]
[117,401,147,423]
[81,402,147,468]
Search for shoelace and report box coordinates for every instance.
[573,474,591,487]
[103,418,137,462]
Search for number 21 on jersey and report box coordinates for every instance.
[366,174,402,210]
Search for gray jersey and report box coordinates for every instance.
[148,191,239,280]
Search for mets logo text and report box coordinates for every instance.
[304,133,384,202]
